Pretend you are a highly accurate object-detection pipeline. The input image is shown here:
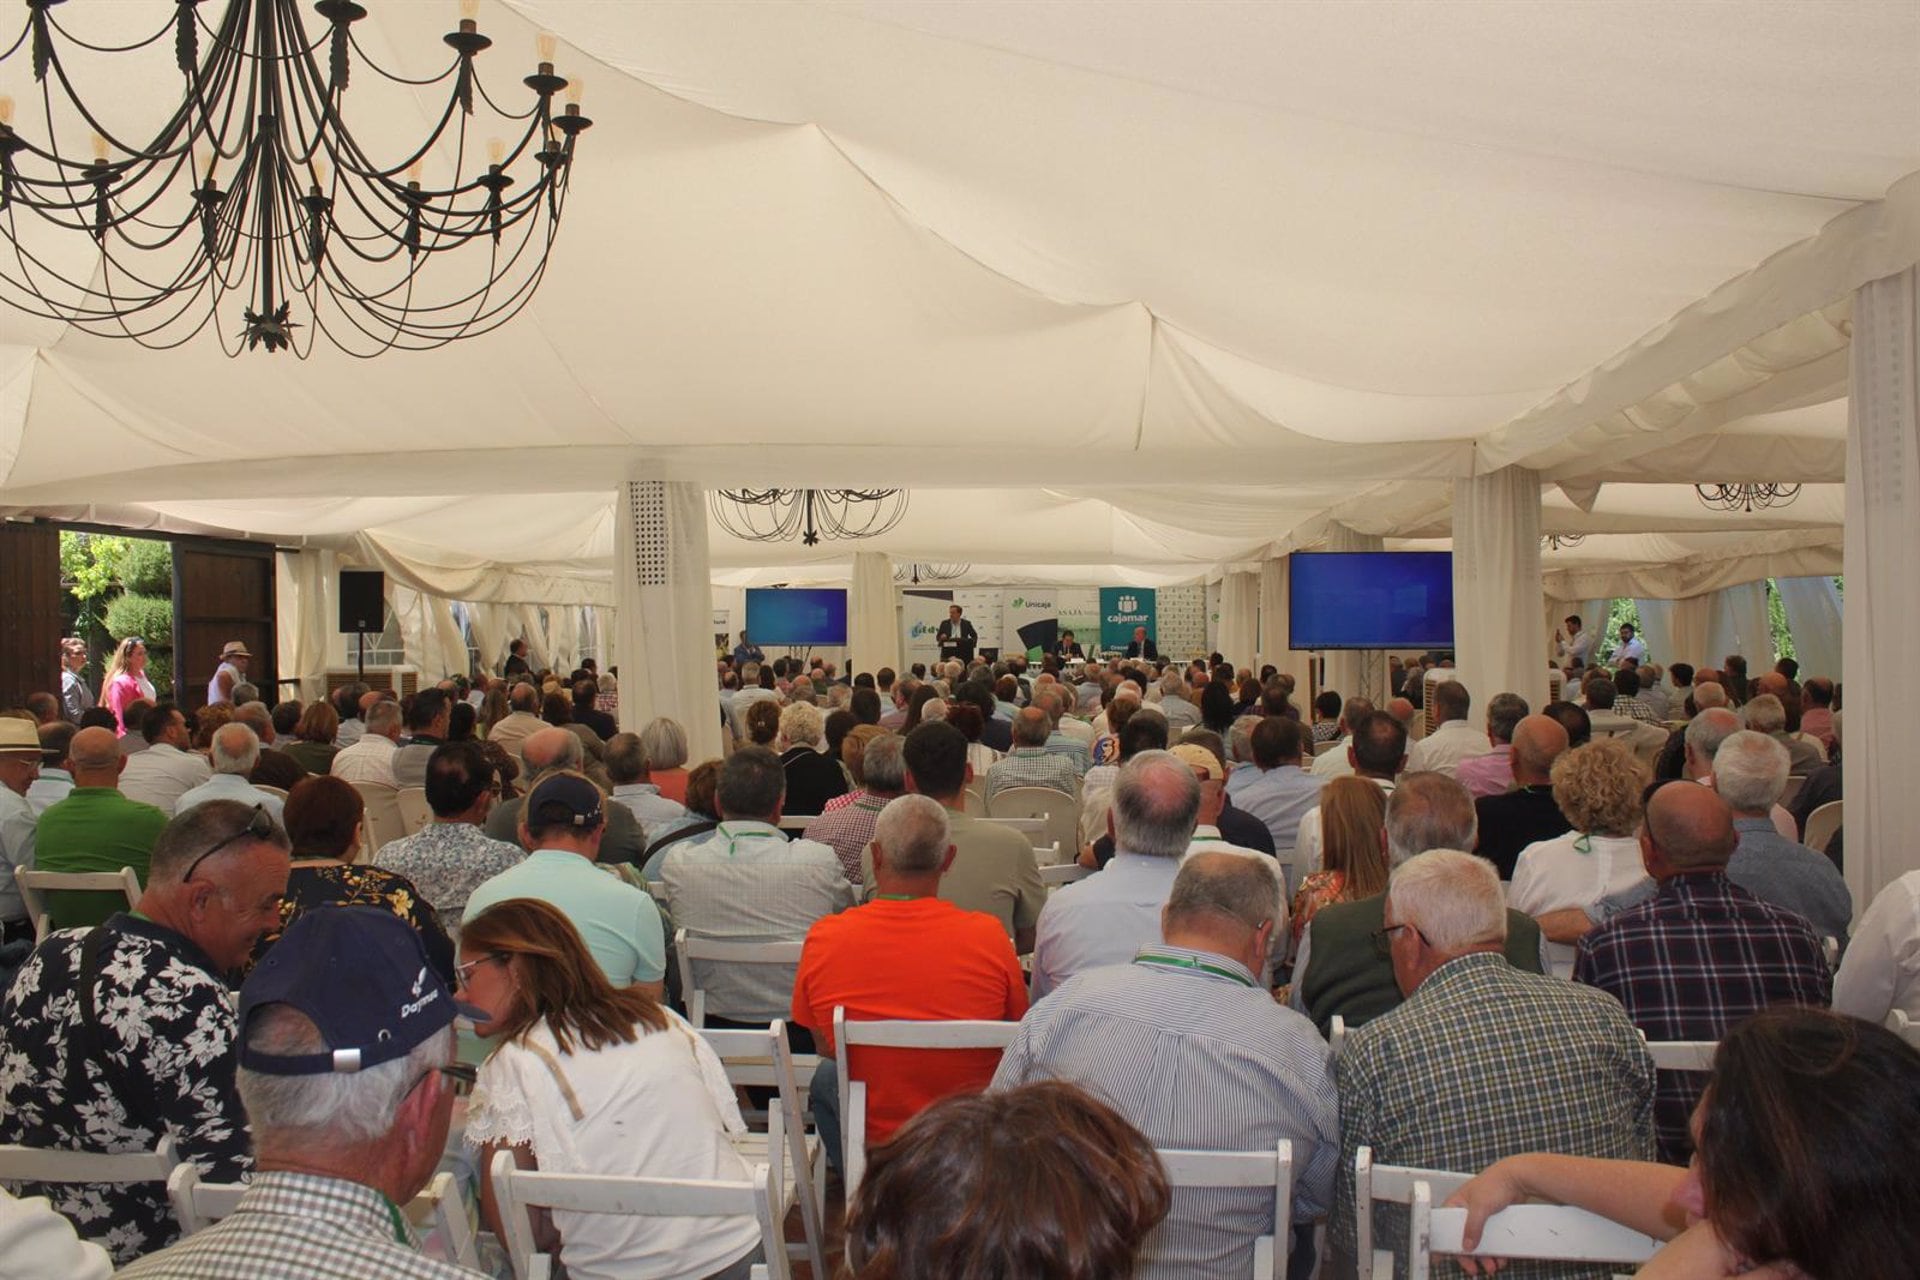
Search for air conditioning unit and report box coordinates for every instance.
[324,667,421,699]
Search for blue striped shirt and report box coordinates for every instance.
[994,945,1339,1280]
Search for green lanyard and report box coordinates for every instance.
[716,823,785,858]
[872,893,917,902]
[1131,950,1255,988]
[379,1192,411,1247]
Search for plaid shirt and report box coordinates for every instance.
[802,794,888,886]
[1617,696,1663,723]
[1336,952,1654,1280]
[1574,871,1831,1163]
[115,1170,475,1279]
[983,748,1079,802]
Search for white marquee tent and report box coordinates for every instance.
[0,2,1916,901]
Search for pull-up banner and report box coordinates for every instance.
[1099,587,1158,653]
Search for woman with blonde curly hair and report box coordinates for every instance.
[1508,737,1651,974]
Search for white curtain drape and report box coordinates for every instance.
[849,551,900,677]
[1775,576,1843,683]
[1454,466,1547,711]
[1257,557,1310,683]
[1846,266,1920,906]
[1704,581,1773,670]
[1629,596,1711,670]
[1630,598,1675,670]
[275,549,337,700]
[465,603,512,677]
[391,585,428,676]
[612,479,723,761]
[545,606,581,675]
[1323,524,1387,703]
[1217,571,1259,672]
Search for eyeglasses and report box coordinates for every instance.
[407,1061,479,1101]
[453,952,507,986]
[182,804,276,884]
[1371,921,1430,958]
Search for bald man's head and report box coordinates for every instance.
[1693,682,1729,711]
[68,726,124,784]
[1509,714,1570,785]
[522,726,582,776]
[1642,781,1737,874]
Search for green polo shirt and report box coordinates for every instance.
[33,787,170,927]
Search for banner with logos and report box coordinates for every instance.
[1099,586,1158,652]
[953,588,1003,655]
[1003,588,1101,658]
[900,589,954,670]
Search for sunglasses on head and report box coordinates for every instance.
[182,804,277,883]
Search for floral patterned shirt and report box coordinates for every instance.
[252,863,456,985]
[371,823,527,942]
[0,913,252,1263]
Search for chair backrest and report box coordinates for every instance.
[17,866,143,943]
[697,1020,828,1278]
[1039,862,1091,888]
[252,784,290,799]
[832,1006,1021,1195]
[776,815,815,833]
[1888,1009,1920,1051]
[674,927,805,1028]
[985,787,1078,860]
[1778,775,1807,808]
[395,786,434,836]
[1352,1146,1473,1273]
[1157,1140,1293,1280]
[351,782,406,855]
[962,785,987,816]
[1642,1039,1717,1072]
[1406,1181,1658,1276]
[169,1166,477,1269]
[1802,800,1842,856]
[489,1149,791,1280]
[1328,1015,1347,1059]
[0,1134,179,1186]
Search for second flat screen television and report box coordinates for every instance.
[1288,552,1453,650]
[744,587,849,647]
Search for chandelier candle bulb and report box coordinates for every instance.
[537,31,557,63]
[460,0,480,21]
[90,131,109,162]
[0,96,12,127]
[566,76,584,108]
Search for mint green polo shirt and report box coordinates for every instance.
[462,849,666,986]
[33,788,170,928]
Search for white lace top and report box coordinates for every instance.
[466,1010,760,1280]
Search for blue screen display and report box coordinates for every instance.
[745,588,849,646]
[1288,552,1454,650]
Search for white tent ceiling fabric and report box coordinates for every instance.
[0,1,1915,595]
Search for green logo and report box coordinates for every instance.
[1011,597,1024,608]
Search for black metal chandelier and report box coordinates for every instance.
[1694,483,1801,513]
[1541,533,1585,551]
[894,561,969,584]
[710,489,908,547]
[0,0,590,356]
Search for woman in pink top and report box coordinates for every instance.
[99,636,156,736]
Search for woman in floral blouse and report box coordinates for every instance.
[250,774,454,983]
[1287,775,1390,962]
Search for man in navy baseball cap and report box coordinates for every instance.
[121,906,485,1278]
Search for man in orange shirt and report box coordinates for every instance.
[791,793,1028,1174]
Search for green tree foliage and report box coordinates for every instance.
[120,538,174,596]
[1767,579,1794,664]
[60,532,175,693]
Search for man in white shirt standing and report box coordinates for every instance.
[1611,623,1648,666]
[1556,614,1597,673]
[329,700,402,787]
[1403,680,1494,778]
[119,704,213,814]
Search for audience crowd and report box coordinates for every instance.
[0,630,1913,1280]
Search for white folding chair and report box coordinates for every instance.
[962,786,987,816]
[488,1149,791,1280]
[673,927,804,1029]
[0,1134,179,1189]
[395,785,434,836]
[698,1021,828,1278]
[981,814,1049,845]
[1887,1009,1920,1050]
[17,866,142,942]
[1157,1140,1293,1280]
[985,787,1079,863]
[832,1006,1020,1195]
[1039,862,1091,888]
[1352,1147,1473,1280]
[776,815,815,833]
[350,782,406,855]
[1406,1181,1658,1277]
[1328,1015,1348,1059]
[1641,1038,1717,1072]
[1803,800,1842,857]
[1778,775,1807,809]
[252,784,290,800]
[169,1166,478,1268]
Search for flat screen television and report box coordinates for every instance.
[1288,552,1453,650]
[744,587,849,646]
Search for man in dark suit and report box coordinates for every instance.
[1052,629,1086,661]
[1123,626,1159,661]
[936,604,977,662]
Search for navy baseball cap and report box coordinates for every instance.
[237,906,485,1075]
[525,772,605,828]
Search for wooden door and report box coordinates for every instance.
[174,541,277,711]
[0,521,60,709]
